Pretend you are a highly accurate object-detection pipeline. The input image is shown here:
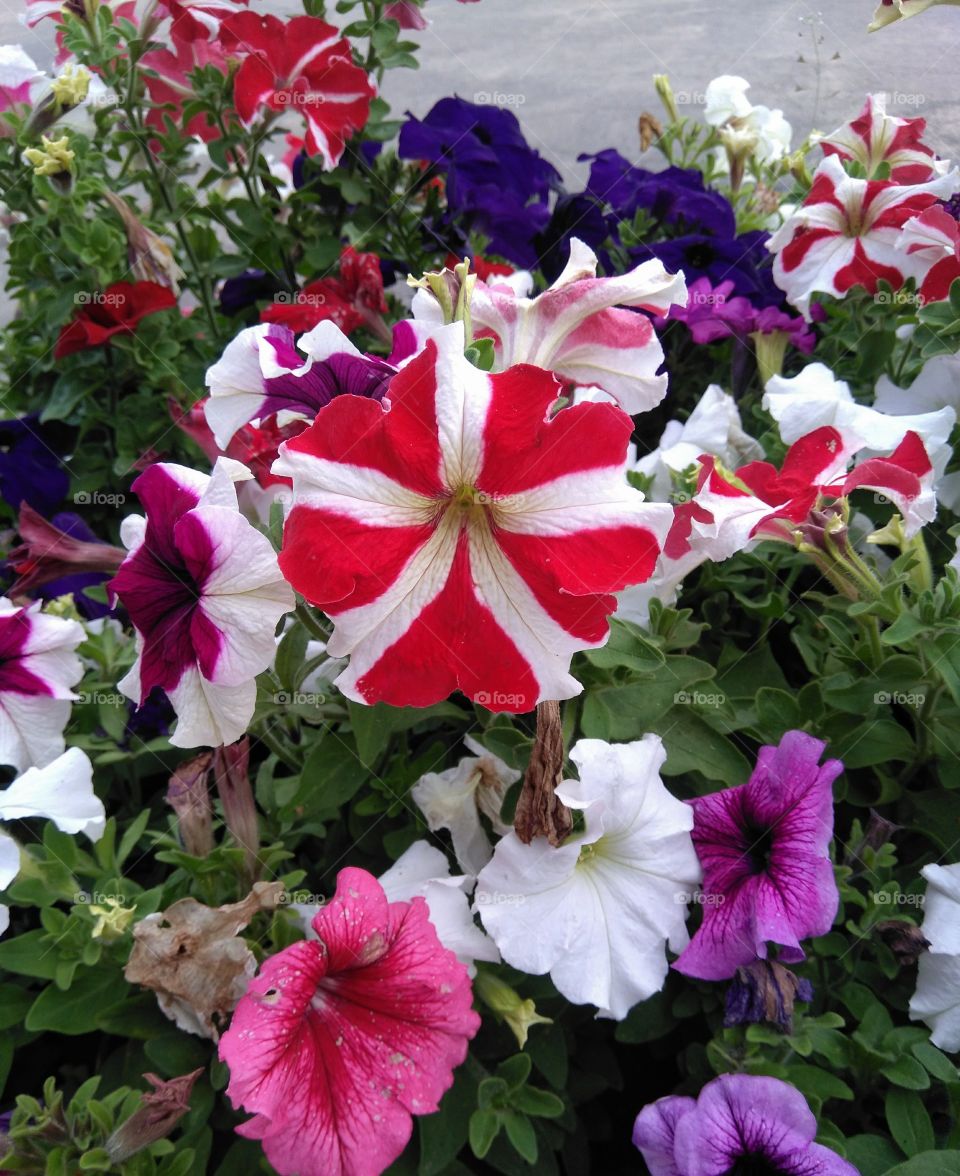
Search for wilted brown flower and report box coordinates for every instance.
[513,700,572,846]
[124,882,283,1039]
[106,1069,203,1163]
[166,751,214,858]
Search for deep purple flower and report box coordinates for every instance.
[219,270,281,317]
[533,192,613,283]
[0,414,69,516]
[674,730,843,981]
[664,276,755,344]
[399,97,561,266]
[634,230,779,304]
[633,1074,857,1176]
[580,150,734,234]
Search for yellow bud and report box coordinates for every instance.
[24,135,75,177]
[51,64,91,108]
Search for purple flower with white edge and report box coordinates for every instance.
[674,730,843,981]
[204,320,394,449]
[110,459,294,749]
[0,597,83,773]
[633,1073,857,1176]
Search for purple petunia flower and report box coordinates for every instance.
[0,414,69,517]
[674,730,843,981]
[633,1073,858,1176]
[663,276,755,344]
[752,305,817,354]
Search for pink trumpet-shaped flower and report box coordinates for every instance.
[219,867,480,1176]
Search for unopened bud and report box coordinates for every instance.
[106,1069,203,1163]
[473,969,552,1050]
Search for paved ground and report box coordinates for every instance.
[3,0,960,181]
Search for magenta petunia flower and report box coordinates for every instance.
[633,1073,858,1176]
[674,730,843,981]
[219,867,480,1176]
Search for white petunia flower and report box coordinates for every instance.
[475,735,701,1019]
[910,863,960,1049]
[0,747,104,934]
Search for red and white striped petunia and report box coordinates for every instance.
[820,93,943,183]
[898,206,960,303]
[219,13,375,169]
[768,155,960,318]
[273,324,672,712]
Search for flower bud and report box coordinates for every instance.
[473,969,552,1049]
[106,1070,203,1163]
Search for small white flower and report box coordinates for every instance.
[475,735,700,1019]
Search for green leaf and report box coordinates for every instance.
[755,687,801,737]
[503,1112,537,1164]
[843,1134,901,1176]
[418,1067,477,1176]
[581,657,715,740]
[911,1040,959,1083]
[468,1108,501,1159]
[496,1053,532,1090]
[25,967,129,1035]
[881,1056,931,1090]
[885,1088,935,1156]
[653,709,751,786]
[511,1086,564,1118]
[883,1153,960,1175]
[615,989,677,1044]
[785,1064,854,1103]
[0,929,60,979]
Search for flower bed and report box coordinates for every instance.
[0,1,959,1173]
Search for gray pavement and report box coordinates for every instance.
[2,0,960,182]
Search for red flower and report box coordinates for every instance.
[260,245,388,337]
[219,13,375,168]
[55,282,177,359]
[169,398,305,488]
[444,252,515,282]
[143,37,230,141]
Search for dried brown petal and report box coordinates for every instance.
[638,112,663,153]
[875,919,929,967]
[124,882,283,1039]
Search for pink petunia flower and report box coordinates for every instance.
[768,154,960,318]
[110,460,294,748]
[219,867,480,1176]
[674,730,844,981]
[219,13,376,168]
[820,93,942,183]
[898,205,960,303]
[0,597,83,773]
[411,238,687,415]
[273,322,672,712]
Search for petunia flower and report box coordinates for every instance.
[674,730,843,982]
[260,246,389,338]
[7,502,126,599]
[475,735,701,1019]
[897,205,960,303]
[158,0,249,45]
[820,93,942,183]
[0,597,83,773]
[219,867,480,1176]
[909,861,960,1049]
[411,735,518,874]
[762,361,955,476]
[110,460,294,749]
[634,1072,857,1176]
[661,276,755,345]
[219,13,375,168]
[768,154,960,318]
[142,36,229,141]
[54,281,178,359]
[412,238,686,414]
[0,747,104,935]
[0,45,44,115]
[704,75,792,165]
[0,414,69,515]
[273,322,672,712]
[294,840,500,975]
[204,320,394,449]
